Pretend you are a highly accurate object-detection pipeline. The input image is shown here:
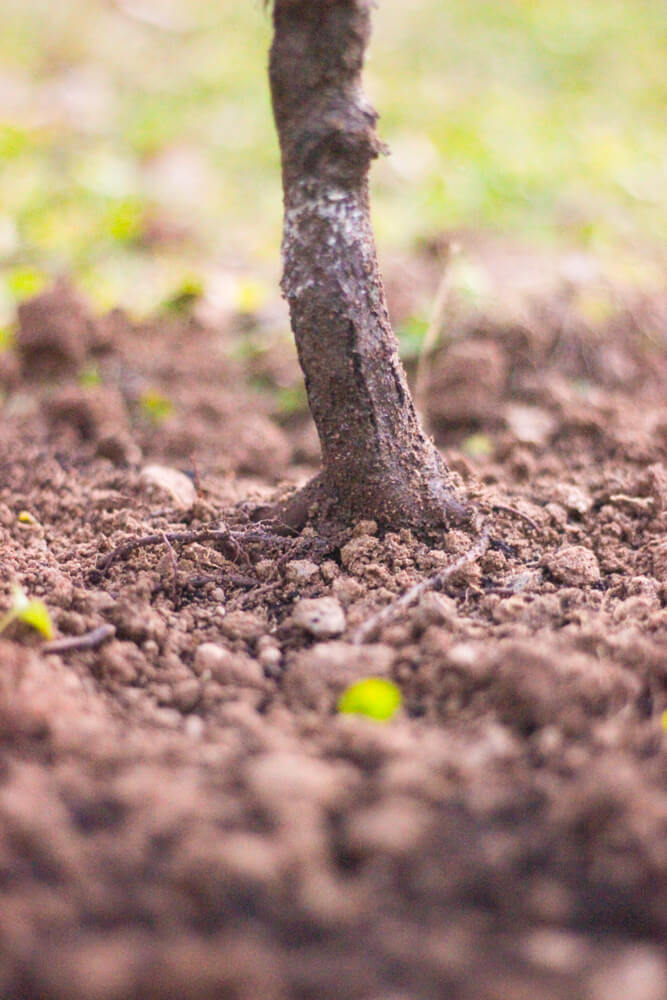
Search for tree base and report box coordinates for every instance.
[251,468,473,537]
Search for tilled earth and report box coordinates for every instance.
[0,246,665,1000]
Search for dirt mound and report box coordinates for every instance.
[0,270,665,999]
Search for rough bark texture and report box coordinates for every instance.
[269,0,469,531]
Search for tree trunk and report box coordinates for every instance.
[268,0,469,532]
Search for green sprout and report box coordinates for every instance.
[462,433,494,458]
[0,584,54,640]
[235,277,269,315]
[396,315,429,360]
[104,198,144,244]
[337,678,402,721]
[276,384,308,416]
[0,326,14,353]
[77,362,102,387]
[6,267,47,302]
[139,389,173,424]
[161,275,205,315]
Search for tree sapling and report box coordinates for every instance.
[264,0,472,534]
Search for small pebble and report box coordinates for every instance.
[546,545,600,586]
[184,715,204,739]
[220,610,265,642]
[293,597,346,638]
[285,559,320,584]
[140,464,196,509]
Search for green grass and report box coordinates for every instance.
[0,0,664,320]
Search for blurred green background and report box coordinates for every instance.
[0,0,664,325]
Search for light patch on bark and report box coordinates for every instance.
[282,182,368,301]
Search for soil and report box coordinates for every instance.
[0,243,665,1000]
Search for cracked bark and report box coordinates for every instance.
[266,0,470,532]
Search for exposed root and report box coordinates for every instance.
[492,504,540,533]
[42,624,116,655]
[95,525,284,576]
[352,522,491,644]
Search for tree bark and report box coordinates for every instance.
[268,0,469,532]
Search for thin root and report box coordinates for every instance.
[96,525,283,575]
[492,504,540,533]
[42,624,116,655]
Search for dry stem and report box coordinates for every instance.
[413,241,459,424]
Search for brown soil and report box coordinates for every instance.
[0,247,665,1000]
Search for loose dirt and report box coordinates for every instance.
[0,244,665,1000]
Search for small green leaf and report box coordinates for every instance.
[0,125,33,159]
[0,327,15,353]
[162,275,205,315]
[104,198,145,244]
[396,315,428,360]
[462,433,494,458]
[276,384,308,415]
[235,278,268,315]
[7,267,47,302]
[140,389,173,424]
[0,585,54,640]
[77,363,102,387]
[17,598,54,639]
[337,678,402,721]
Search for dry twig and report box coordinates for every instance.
[161,531,180,597]
[190,454,203,497]
[609,494,654,511]
[414,241,459,424]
